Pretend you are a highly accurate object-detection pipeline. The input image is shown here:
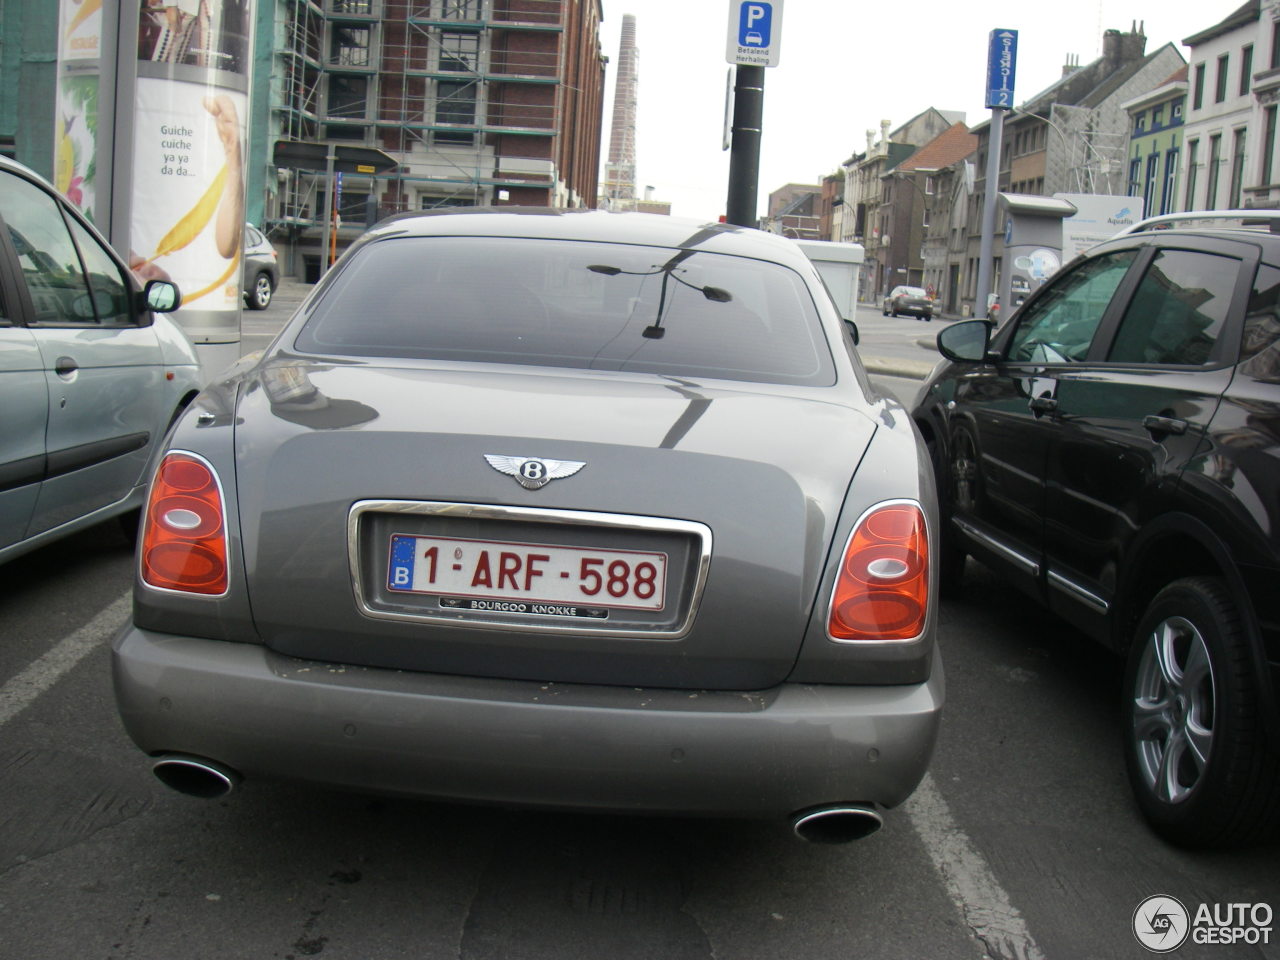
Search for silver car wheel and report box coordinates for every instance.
[250,273,273,310]
[1130,614,1215,804]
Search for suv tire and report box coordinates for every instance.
[1122,576,1280,847]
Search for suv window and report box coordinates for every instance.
[1106,249,1237,365]
[1007,250,1137,363]
[1241,263,1280,383]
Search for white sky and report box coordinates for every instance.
[597,0,1243,220]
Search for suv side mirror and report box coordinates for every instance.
[142,279,182,314]
[937,319,994,363]
[844,318,860,345]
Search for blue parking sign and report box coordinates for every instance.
[739,3,772,47]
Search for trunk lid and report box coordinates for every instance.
[235,359,877,689]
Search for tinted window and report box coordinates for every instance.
[1007,250,1137,363]
[1106,250,1237,365]
[1,169,96,324]
[295,237,835,386]
[1241,263,1280,383]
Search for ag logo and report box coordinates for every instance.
[484,454,586,490]
[1133,895,1190,953]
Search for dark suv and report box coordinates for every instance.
[913,214,1280,848]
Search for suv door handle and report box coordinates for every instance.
[1029,394,1058,416]
[1143,414,1188,438]
[54,356,78,377]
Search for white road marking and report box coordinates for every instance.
[905,772,1047,960]
[0,592,130,727]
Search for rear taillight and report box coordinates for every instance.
[827,501,929,641]
[141,452,228,595]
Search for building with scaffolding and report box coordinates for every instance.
[263,0,606,279]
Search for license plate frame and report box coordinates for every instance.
[387,533,668,612]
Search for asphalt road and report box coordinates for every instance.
[1,291,1275,959]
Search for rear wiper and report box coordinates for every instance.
[588,253,732,339]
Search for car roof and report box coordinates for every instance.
[360,207,816,271]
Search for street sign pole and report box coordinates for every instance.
[726,65,764,227]
[975,29,1017,320]
[724,0,783,227]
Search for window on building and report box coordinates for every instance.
[1185,140,1200,210]
[327,75,368,120]
[1129,158,1142,197]
[1134,112,1146,135]
[1229,128,1247,207]
[421,195,477,209]
[435,79,477,143]
[1242,44,1254,96]
[1162,149,1179,215]
[330,24,370,67]
[1206,135,1222,207]
[925,176,935,195]
[1216,54,1230,103]
[1152,105,1163,127]
[439,32,479,72]
[1193,63,1206,110]
[1173,100,1184,120]
[439,0,482,18]
[1144,153,1160,216]
[1264,106,1278,185]
[1273,21,1280,70]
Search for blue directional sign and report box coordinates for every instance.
[986,29,1018,109]
[739,3,772,46]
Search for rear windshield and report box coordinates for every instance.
[293,236,835,386]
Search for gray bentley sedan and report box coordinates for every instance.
[112,209,943,843]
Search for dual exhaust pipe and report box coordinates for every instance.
[151,756,883,844]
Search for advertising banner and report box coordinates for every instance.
[1055,193,1143,261]
[55,0,105,219]
[130,0,252,353]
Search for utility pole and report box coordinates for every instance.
[975,29,1018,320]
[725,65,764,227]
[724,1,784,227]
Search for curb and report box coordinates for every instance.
[861,355,938,380]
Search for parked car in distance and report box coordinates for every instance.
[0,156,201,566]
[883,285,934,320]
[242,223,278,310]
[912,216,1280,848]
[113,209,944,844]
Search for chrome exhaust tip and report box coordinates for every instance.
[790,804,884,844]
[152,754,241,800]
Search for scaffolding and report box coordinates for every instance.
[269,0,574,266]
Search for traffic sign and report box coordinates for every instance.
[726,0,784,68]
[985,29,1018,109]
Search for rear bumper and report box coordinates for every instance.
[112,626,943,817]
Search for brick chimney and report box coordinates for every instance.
[1102,23,1147,67]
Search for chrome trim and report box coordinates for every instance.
[347,500,713,639]
[1047,569,1110,615]
[825,498,931,646]
[137,449,231,599]
[951,516,1041,577]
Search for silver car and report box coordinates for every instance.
[242,223,279,310]
[0,157,201,565]
[113,210,943,843]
